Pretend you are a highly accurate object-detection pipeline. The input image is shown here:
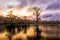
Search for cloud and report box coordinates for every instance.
[0,0,21,10]
[46,3,60,10]
[40,12,60,21]
[0,0,60,21]
[6,0,20,6]
[18,0,27,8]
[0,0,60,10]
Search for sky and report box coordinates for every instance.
[0,0,60,21]
[0,0,60,9]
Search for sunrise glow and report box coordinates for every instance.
[1,6,34,19]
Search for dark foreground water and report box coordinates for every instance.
[0,26,60,40]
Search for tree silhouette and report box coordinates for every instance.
[32,7,42,40]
